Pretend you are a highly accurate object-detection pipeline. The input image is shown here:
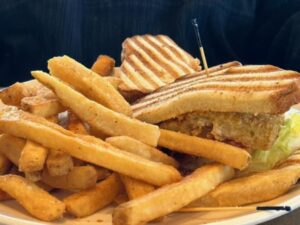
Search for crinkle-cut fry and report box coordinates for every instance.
[0,174,65,221]
[0,104,181,186]
[158,129,251,170]
[91,55,115,76]
[21,95,65,118]
[46,149,74,176]
[0,80,42,106]
[194,165,300,207]
[120,175,155,200]
[64,173,121,218]
[0,153,11,175]
[32,70,160,147]
[113,164,234,225]
[48,55,132,116]
[19,140,48,172]
[0,134,25,165]
[42,166,97,190]
[106,136,178,168]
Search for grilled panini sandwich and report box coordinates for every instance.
[132,65,300,152]
[118,35,201,94]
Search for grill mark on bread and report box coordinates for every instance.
[138,70,300,102]
[144,35,192,74]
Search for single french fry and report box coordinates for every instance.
[32,70,160,147]
[0,153,11,175]
[159,129,251,170]
[21,95,65,118]
[113,164,234,225]
[64,173,121,217]
[106,136,178,168]
[25,171,41,182]
[0,134,25,165]
[0,104,181,186]
[48,55,132,116]
[120,175,155,200]
[0,175,65,221]
[46,149,74,176]
[42,166,97,190]
[19,140,48,172]
[194,165,300,207]
[91,55,115,76]
[0,80,42,106]
[67,111,89,135]
[104,76,122,89]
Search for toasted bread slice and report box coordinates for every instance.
[119,35,201,93]
[132,66,300,123]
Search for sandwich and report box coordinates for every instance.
[132,65,300,172]
[118,34,201,95]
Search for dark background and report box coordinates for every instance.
[1,0,300,86]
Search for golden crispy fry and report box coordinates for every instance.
[91,55,115,76]
[106,136,178,168]
[42,166,97,190]
[21,96,65,118]
[159,129,251,170]
[113,164,234,225]
[48,55,132,116]
[25,171,42,182]
[46,149,74,176]
[104,76,122,89]
[0,153,11,175]
[0,174,65,221]
[19,140,48,172]
[194,165,300,207]
[0,134,25,165]
[0,80,42,106]
[32,71,160,147]
[64,173,121,217]
[120,175,155,200]
[0,104,181,186]
[95,167,111,181]
[67,112,88,135]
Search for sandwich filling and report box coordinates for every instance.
[160,111,284,151]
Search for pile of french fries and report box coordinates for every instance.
[0,55,299,224]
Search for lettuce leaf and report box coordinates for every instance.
[247,113,300,172]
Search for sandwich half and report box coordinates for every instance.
[132,65,300,171]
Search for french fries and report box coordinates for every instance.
[113,164,234,225]
[32,70,160,147]
[21,95,65,118]
[0,153,11,175]
[46,149,74,176]
[0,80,42,106]
[106,136,178,168]
[120,175,155,200]
[42,166,97,190]
[19,140,48,172]
[91,55,115,76]
[48,55,132,116]
[64,173,121,217]
[159,129,251,170]
[67,111,88,135]
[195,165,300,207]
[104,76,122,89]
[0,175,65,221]
[0,134,25,165]
[0,105,181,186]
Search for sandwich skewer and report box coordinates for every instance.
[179,206,291,212]
[191,18,209,75]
